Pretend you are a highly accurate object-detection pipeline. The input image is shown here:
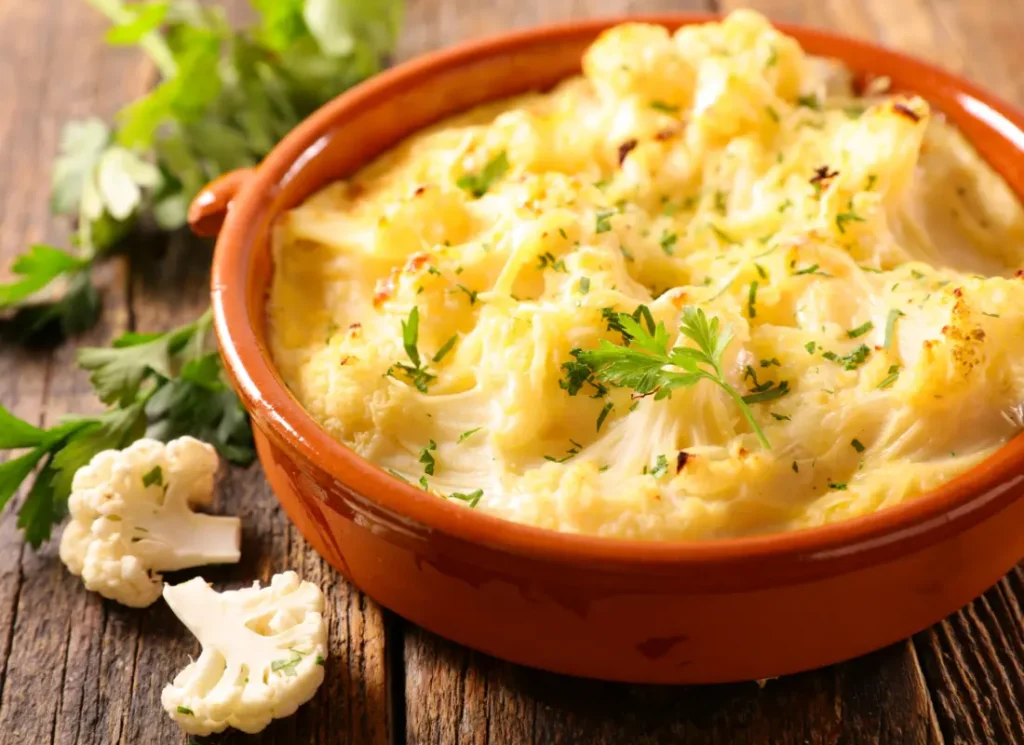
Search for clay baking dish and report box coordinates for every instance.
[193,15,1024,683]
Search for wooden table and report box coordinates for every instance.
[2,0,1024,742]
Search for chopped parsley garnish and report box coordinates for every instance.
[792,263,832,277]
[455,284,478,305]
[911,269,926,280]
[709,223,738,244]
[596,401,613,432]
[649,100,680,113]
[741,366,790,404]
[536,252,567,272]
[595,209,616,234]
[650,454,669,479]
[747,281,759,319]
[851,439,865,453]
[846,321,874,339]
[796,94,821,110]
[865,174,878,191]
[578,277,591,294]
[388,469,410,484]
[545,440,583,463]
[805,341,818,354]
[792,461,799,473]
[760,358,781,367]
[771,412,791,421]
[573,306,774,448]
[142,465,163,488]
[619,245,634,262]
[433,335,458,363]
[177,706,195,716]
[822,344,871,371]
[660,230,678,255]
[835,205,866,234]
[755,263,768,279]
[316,655,326,666]
[419,440,437,475]
[427,265,442,276]
[714,190,728,215]
[828,482,848,491]
[386,307,437,393]
[982,312,1000,318]
[456,151,509,198]
[883,309,903,350]
[271,651,303,677]
[419,476,429,490]
[765,105,780,123]
[778,199,793,213]
[457,427,482,443]
[877,364,901,389]
[560,350,608,398]
[447,489,483,508]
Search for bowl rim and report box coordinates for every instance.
[212,12,1024,572]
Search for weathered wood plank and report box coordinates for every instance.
[405,626,943,745]
[117,232,392,745]
[0,0,140,743]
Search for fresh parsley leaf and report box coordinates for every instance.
[575,306,772,448]
[0,245,90,309]
[419,440,437,476]
[456,151,509,198]
[650,454,669,479]
[596,401,613,432]
[402,307,422,367]
[835,205,866,234]
[747,280,759,319]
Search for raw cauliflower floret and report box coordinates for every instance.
[162,572,328,735]
[59,437,240,608]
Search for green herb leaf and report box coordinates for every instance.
[142,465,163,488]
[851,439,865,453]
[418,440,437,476]
[447,489,483,507]
[574,306,772,448]
[847,320,874,339]
[456,151,509,198]
[883,309,903,350]
[271,651,303,677]
[457,427,482,443]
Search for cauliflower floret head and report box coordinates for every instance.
[161,572,328,735]
[59,437,240,608]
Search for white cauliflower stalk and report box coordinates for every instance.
[59,437,241,608]
[161,572,328,735]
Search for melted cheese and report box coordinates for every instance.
[268,11,1024,540]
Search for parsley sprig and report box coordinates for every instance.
[1,0,403,344]
[0,310,253,546]
[572,306,773,449]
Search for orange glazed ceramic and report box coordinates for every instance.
[195,15,1024,683]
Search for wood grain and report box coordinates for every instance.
[2,0,1024,743]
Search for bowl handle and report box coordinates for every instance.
[187,168,255,238]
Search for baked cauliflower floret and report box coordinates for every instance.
[583,23,694,109]
[59,437,240,608]
[162,572,328,736]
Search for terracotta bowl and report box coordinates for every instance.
[195,14,1024,683]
